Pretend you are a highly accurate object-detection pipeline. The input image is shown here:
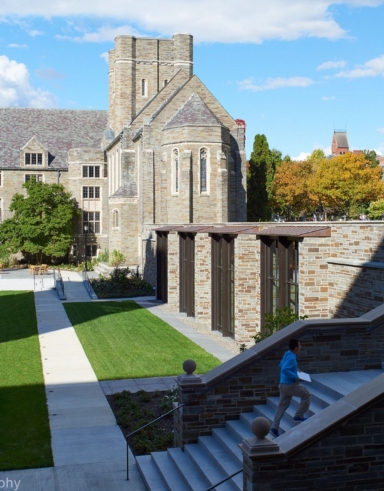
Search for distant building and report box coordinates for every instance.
[331,130,349,155]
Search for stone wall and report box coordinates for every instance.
[234,234,259,344]
[242,396,384,491]
[174,309,384,447]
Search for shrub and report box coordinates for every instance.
[253,307,307,344]
[109,250,126,268]
[98,249,109,263]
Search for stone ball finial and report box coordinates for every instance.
[251,417,270,440]
[183,359,196,375]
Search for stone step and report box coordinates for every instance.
[152,451,191,491]
[184,444,237,491]
[167,447,209,491]
[198,435,242,478]
[211,427,243,462]
[136,369,384,490]
[135,454,168,491]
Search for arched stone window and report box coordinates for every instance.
[173,148,179,194]
[200,148,208,193]
[113,209,119,228]
[141,79,147,97]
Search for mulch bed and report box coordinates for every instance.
[106,389,176,456]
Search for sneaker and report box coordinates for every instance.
[293,416,307,422]
[270,428,279,438]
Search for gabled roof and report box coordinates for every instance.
[0,108,107,170]
[111,182,137,197]
[163,93,225,129]
[334,131,349,149]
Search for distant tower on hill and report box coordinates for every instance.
[332,130,349,155]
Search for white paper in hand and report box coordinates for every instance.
[298,371,311,382]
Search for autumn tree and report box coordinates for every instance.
[0,180,80,263]
[270,160,315,218]
[311,153,384,218]
[247,134,281,221]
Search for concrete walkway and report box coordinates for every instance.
[0,269,235,491]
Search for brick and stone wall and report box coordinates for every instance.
[242,396,384,491]
[174,308,384,448]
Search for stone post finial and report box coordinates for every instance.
[177,359,203,385]
[183,359,196,375]
[239,417,282,456]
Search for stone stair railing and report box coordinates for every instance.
[136,368,384,490]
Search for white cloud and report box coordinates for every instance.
[0,55,56,107]
[377,128,384,134]
[317,60,346,70]
[322,95,336,100]
[28,29,43,37]
[1,1,383,43]
[100,52,109,63]
[35,67,66,79]
[238,76,314,92]
[335,54,384,78]
[292,152,311,161]
[8,43,28,48]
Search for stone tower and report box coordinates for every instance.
[108,34,193,133]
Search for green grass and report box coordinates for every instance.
[0,291,53,470]
[64,301,221,380]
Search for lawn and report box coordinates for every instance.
[0,291,53,470]
[64,301,221,380]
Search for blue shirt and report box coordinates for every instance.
[280,350,299,384]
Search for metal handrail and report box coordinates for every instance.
[53,267,65,297]
[205,468,243,491]
[82,269,93,297]
[126,401,188,480]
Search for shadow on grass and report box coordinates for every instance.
[0,384,53,471]
[63,300,144,325]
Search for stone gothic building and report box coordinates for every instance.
[0,33,246,270]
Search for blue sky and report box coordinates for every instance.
[1,0,384,159]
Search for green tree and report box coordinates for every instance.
[367,199,384,219]
[0,180,80,263]
[363,149,380,168]
[247,134,277,221]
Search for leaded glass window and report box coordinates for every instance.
[200,148,207,192]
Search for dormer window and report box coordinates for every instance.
[25,153,43,166]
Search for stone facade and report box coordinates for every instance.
[158,222,384,348]
[0,34,246,266]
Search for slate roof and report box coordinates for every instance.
[334,131,349,149]
[111,182,137,197]
[0,108,108,170]
[163,93,225,129]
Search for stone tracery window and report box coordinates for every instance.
[173,149,179,194]
[200,148,207,193]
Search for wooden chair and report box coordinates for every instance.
[39,264,48,275]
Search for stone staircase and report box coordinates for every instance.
[135,368,384,491]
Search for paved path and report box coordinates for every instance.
[0,269,235,491]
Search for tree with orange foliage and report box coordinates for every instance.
[270,160,315,218]
[311,153,384,217]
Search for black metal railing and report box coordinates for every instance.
[205,468,243,490]
[53,268,65,297]
[82,269,93,298]
[126,401,187,480]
